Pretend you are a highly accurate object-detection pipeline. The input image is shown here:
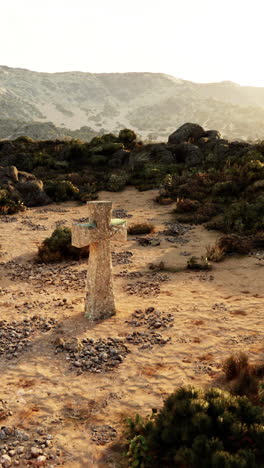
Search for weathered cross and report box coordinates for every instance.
[71,201,127,320]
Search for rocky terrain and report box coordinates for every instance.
[2,66,264,141]
[0,188,263,466]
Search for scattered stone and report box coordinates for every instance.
[0,401,12,420]
[125,273,169,297]
[112,209,132,219]
[90,425,117,445]
[55,337,130,373]
[20,219,47,231]
[112,251,133,266]
[136,237,160,246]
[0,425,62,466]
[126,307,174,330]
[126,331,171,349]
[115,270,144,280]
[0,316,57,359]
[0,217,18,223]
[3,260,87,292]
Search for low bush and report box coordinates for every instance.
[217,234,252,255]
[175,198,201,213]
[37,227,89,263]
[44,180,80,202]
[106,172,129,192]
[222,353,264,404]
[128,223,154,235]
[206,244,226,262]
[125,386,264,467]
[187,256,212,271]
[0,189,25,215]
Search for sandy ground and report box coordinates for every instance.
[0,187,263,467]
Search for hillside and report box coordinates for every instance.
[1,66,264,141]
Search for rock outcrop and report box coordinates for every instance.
[0,166,51,206]
[168,123,205,145]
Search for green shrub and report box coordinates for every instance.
[37,227,89,263]
[45,180,80,202]
[118,128,137,146]
[125,386,264,467]
[0,189,25,215]
[128,223,154,235]
[89,154,107,167]
[106,172,129,192]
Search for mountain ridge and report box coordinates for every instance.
[1,66,264,141]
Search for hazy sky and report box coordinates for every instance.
[1,0,264,86]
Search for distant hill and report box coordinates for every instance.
[1,66,264,141]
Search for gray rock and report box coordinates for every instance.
[204,130,221,139]
[168,123,205,144]
[173,142,203,166]
[151,144,174,164]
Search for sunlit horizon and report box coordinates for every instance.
[1,0,264,88]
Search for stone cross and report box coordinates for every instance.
[71,201,127,320]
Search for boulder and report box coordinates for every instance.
[151,144,174,164]
[108,148,130,168]
[172,143,203,166]
[204,130,221,140]
[129,149,152,169]
[168,123,205,144]
[0,166,51,206]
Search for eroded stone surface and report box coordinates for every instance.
[72,201,127,320]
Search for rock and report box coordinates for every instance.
[16,446,24,455]
[0,166,51,207]
[151,144,174,164]
[173,142,203,166]
[204,130,221,139]
[36,455,46,464]
[31,446,42,458]
[0,454,11,467]
[7,451,15,458]
[108,148,130,168]
[168,123,205,144]
[128,149,151,169]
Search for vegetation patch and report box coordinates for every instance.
[37,227,89,263]
[128,222,154,235]
[124,386,264,467]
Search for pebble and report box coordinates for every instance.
[56,337,130,373]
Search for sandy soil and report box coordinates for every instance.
[0,188,263,467]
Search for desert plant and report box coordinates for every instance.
[206,244,226,262]
[187,256,212,271]
[222,353,264,403]
[106,172,129,192]
[37,227,89,263]
[44,180,80,202]
[0,189,25,215]
[128,223,154,235]
[223,353,249,381]
[175,198,201,213]
[217,235,252,255]
[124,386,264,468]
